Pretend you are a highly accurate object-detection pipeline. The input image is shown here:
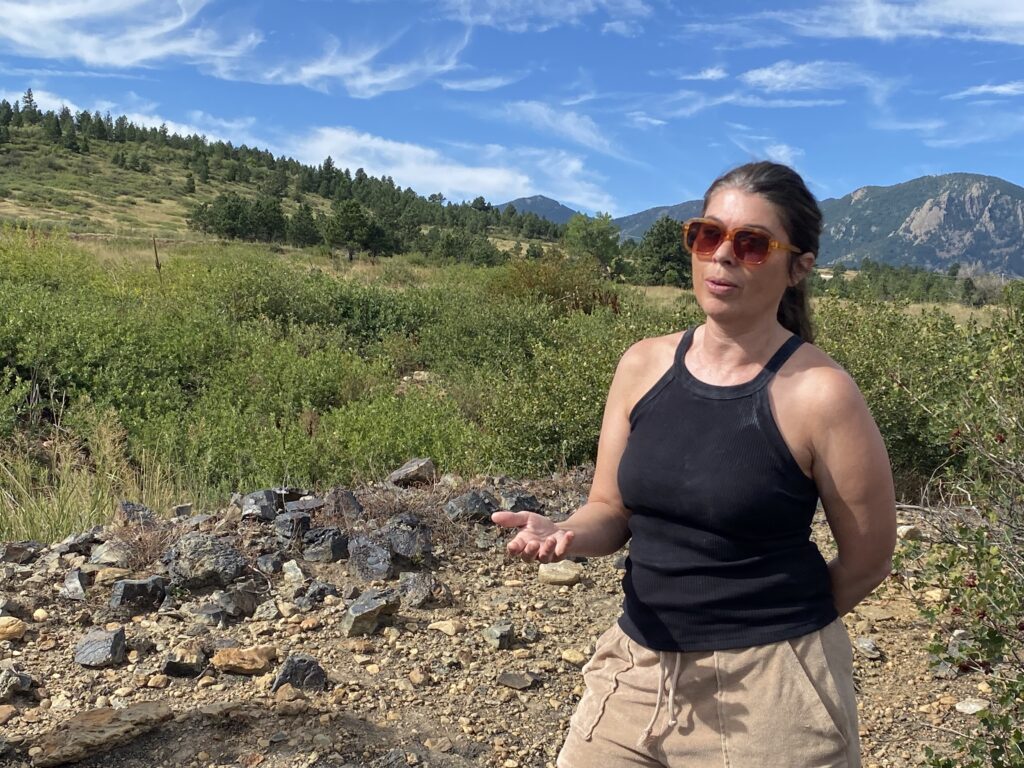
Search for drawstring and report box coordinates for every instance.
[637,651,684,749]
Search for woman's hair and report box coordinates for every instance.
[702,161,821,343]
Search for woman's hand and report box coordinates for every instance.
[491,511,575,563]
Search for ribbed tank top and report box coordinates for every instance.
[616,327,837,651]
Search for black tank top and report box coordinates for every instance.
[617,327,837,651]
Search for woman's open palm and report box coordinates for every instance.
[491,511,575,563]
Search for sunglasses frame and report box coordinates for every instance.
[681,217,801,266]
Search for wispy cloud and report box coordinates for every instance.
[502,100,620,156]
[627,111,665,127]
[439,72,526,91]
[922,112,1024,148]
[678,66,728,81]
[739,60,894,105]
[0,0,260,68]
[0,65,149,81]
[439,0,652,32]
[602,20,643,37]
[680,21,790,49]
[945,80,1024,99]
[872,117,947,134]
[0,88,81,114]
[663,89,844,117]
[261,30,470,98]
[768,0,1024,46]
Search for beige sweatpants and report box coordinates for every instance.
[557,619,860,768]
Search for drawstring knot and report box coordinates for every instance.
[637,651,684,749]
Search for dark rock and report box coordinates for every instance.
[384,513,432,565]
[271,654,327,692]
[497,671,540,690]
[109,577,165,613]
[302,527,348,563]
[171,503,193,517]
[162,641,208,677]
[323,487,365,525]
[88,541,130,568]
[295,580,339,611]
[0,541,42,564]
[214,580,260,619]
[444,490,500,523]
[60,570,89,601]
[0,665,33,702]
[284,497,325,515]
[348,535,394,581]
[195,603,229,627]
[482,620,515,650]
[397,572,452,609]
[118,500,157,526]
[274,511,311,542]
[340,588,400,637]
[496,488,543,513]
[0,597,30,620]
[386,458,436,487]
[240,489,278,522]
[163,533,248,590]
[182,514,215,531]
[520,622,542,644]
[74,627,127,668]
[255,553,284,576]
[54,529,101,556]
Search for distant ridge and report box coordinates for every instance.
[497,195,580,225]
[612,201,703,241]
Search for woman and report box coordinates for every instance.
[492,161,896,768]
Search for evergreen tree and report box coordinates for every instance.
[21,89,40,124]
[635,215,689,286]
[0,100,12,127]
[41,111,61,143]
[184,172,196,194]
[0,125,9,145]
[287,203,321,247]
[324,199,370,260]
[562,213,620,268]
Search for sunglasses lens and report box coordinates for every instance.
[686,222,724,254]
[732,229,771,263]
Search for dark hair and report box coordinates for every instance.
[702,161,821,343]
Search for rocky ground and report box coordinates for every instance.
[0,462,996,768]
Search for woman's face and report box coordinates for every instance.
[692,187,812,329]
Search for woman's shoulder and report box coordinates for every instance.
[784,341,864,406]
[619,330,685,373]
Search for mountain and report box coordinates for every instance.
[497,195,579,225]
[611,201,703,241]
[818,173,1024,274]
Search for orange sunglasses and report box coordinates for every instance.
[682,218,800,266]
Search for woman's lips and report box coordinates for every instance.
[705,277,738,295]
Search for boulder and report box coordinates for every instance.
[30,701,173,768]
[74,627,127,668]
[163,533,248,590]
[302,527,348,563]
[386,458,436,487]
[444,490,500,523]
[271,654,327,693]
[348,535,394,581]
[323,487,365,525]
[108,576,165,613]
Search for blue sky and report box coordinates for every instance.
[0,0,1022,216]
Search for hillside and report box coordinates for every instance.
[496,195,579,225]
[611,200,702,241]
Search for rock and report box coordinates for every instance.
[444,490,500,523]
[496,489,543,513]
[0,540,42,564]
[253,600,282,622]
[383,513,433,565]
[324,487,365,525]
[194,602,228,627]
[538,560,583,586]
[274,511,311,542]
[295,580,339,611]
[109,576,165,613]
[0,615,28,641]
[93,567,131,586]
[854,636,883,660]
[213,580,260,619]
[428,620,464,637]
[0,704,15,725]
[482,621,515,650]
[88,541,131,568]
[497,671,539,690]
[33,608,49,622]
[0,596,30,620]
[75,627,127,668]
[163,533,248,590]
[118,500,157,526]
[348,535,394,581]
[282,559,307,584]
[240,490,278,522]
[171,503,193,517]
[387,458,437,487]
[397,572,452,609]
[923,588,948,603]
[60,569,88,601]
[0,666,33,703]
[340,588,400,637]
[30,700,172,768]
[255,553,283,575]
[931,660,959,680]
[271,654,327,693]
[146,674,170,689]
[274,683,309,715]
[561,649,588,666]
[284,496,325,516]
[162,641,208,677]
[955,698,990,715]
[211,646,278,675]
[302,527,348,563]
[896,524,924,541]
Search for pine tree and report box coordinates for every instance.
[21,89,40,124]
[184,172,196,193]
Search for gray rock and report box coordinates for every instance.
[274,511,311,543]
[194,602,229,627]
[282,559,307,584]
[255,553,284,575]
[302,527,348,563]
[253,601,282,622]
[284,497,325,515]
[118,500,157,526]
[109,577,165,613]
[240,489,278,522]
[0,541,42,564]
[854,636,882,660]
[482,620,515,650]
[172,503,193,517]
[348,535,394,581]
[496,489,543,513]
[214,580,260,619]
[497,671,539,690]
[54,529,101,556]
[340,588,400,637]
[397,572,452,609]
[75,627,127,668]
[955,698,990,715]
[444,490,500,523]
[60,569,89,601]
[163,533,248,590]
[324,487,365,525]
[384,513,432,565]
[295,580,339,611]
[88,541,131,568]
[386,458,436,487]
[0,665,33,702]
[520,622,541,644]
[0,596,30,620]
[271,654,327,692]
[162,641,208,677]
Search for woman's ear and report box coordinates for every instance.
[789,252,816,286]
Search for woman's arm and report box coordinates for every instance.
[809,367,897,615]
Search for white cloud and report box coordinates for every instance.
[628,111,666,128]
[439,72,525,91]
[677,66,728,81]
[282,127,618,213]
[0,88,81,114]
[945,81,1024,99]
[770,0,1024,46]
[439,0,652,32]
[0,0,260,68]
[261,31,470,98]
[739,59,893,105]
[764,142,804,167]
[503,100,620,156]
[923,112,1024,148]
[729,133,806,171]
[602,20,642,37]
[872,117,947,133]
